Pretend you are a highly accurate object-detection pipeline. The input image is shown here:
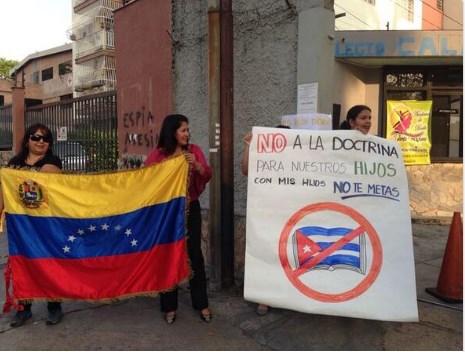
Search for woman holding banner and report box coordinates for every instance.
[1,123,64,327]
[339,105,372,134]
[145,114,212,324]
[241,125,290,316]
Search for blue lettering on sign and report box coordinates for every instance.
[440,37,457,55]
[397,37,415,56]
[336,36,461,58]
[418,37,437,55]
[335,42,385,57]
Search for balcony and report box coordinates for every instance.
[74,30,115,60]
[73,0,122,13]
[67,4,116,41]
[74,56,116,93]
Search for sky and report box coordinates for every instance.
[0,0,72,62]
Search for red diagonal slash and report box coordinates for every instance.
[293,226,365,277]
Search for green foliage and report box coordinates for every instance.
[0,58,19,78]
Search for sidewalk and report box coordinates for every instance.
[0,222,462,350]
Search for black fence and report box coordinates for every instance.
[0,104,13,150]
[25,91,118,172]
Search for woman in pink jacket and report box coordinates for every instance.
[145,114,212,324]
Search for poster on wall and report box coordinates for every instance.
[385,100,432,165]
[297,82,318,114]
[244,127,418,322]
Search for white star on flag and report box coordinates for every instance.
[131,239,138,247]
[68,235,76,242]
[114,225,122,231]
[88,225,97,232]
[101,224,110,231]
[63,246,71,253]
[125,228,132,236]
[77,229,85,235]
[303,245,312,253]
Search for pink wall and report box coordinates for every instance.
[422,0,443,29]
[114,0,173,157]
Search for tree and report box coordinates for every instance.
[0,58,19,78]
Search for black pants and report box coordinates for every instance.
[21,301,61,312]
[160,200,208,312]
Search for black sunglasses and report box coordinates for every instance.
[30,134,52,143]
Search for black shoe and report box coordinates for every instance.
[46,306,63,325]
[10,310,32,327]
[200,310,212,323]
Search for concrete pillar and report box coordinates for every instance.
[297,1,335,115]
[12,87,25,155]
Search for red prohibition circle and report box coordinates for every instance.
[278,202,383,302]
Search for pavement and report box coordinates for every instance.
[0,221,462,351]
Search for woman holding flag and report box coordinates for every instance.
[145,114,212,324]
[0,123,64,327]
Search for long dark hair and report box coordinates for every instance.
[12,123,55,162]
[340,105,371,130]
[157,114,189,156]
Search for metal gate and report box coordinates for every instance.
[26,91,118,172]
[0,104,13,150]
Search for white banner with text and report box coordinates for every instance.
[244,127,418,322]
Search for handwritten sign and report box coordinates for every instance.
[244,127,418,322]
[281,113,332,130]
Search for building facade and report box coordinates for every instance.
[0,78,13,106]
[68,0,122,97]
[9,44,73,104]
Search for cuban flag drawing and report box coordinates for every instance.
[292,226,367,274]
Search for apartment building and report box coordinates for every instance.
[9,44,73,104]
[68,0,123,97]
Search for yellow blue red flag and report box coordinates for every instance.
[1,156,190,311]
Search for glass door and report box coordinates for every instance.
[430,93,463,159]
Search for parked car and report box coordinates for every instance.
[54,141,90,172]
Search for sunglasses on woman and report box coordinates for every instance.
[30,134,52,143]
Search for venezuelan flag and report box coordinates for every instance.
[1,156,190,309]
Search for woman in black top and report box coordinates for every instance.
[1,123,63,327]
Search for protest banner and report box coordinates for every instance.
[244,127,418,322]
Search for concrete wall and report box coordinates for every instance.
[333,62,381,134]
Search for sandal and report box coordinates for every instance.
[163,312,176,324]
[255,304,269,316]
[200,309,212,323]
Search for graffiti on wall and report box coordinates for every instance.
[122,106,159,151]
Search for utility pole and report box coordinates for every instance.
[219,0,234,288]
[207,0,222,292]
